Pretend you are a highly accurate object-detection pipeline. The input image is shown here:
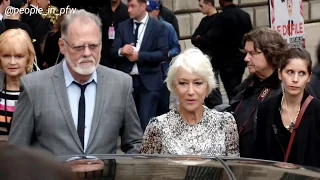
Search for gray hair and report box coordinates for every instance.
[61,9,102,39]
[165,47,217,96]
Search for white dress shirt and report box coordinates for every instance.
[130,13,149,75]
[62,60,97,152]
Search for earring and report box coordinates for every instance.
[281,83,285,95]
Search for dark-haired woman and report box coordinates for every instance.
[255,48,320,168]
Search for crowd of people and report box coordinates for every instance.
[0,0,319,174]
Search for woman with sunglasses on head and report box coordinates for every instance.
[255,48,320,168]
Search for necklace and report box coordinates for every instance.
[280,95,300,131]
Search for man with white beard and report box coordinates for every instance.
[9,9,143,156]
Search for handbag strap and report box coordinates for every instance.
[284,95,314,162]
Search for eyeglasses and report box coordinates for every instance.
[62,38,101,53]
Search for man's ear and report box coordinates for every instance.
[58,38,66,55]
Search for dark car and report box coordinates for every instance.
[59,154,320,180]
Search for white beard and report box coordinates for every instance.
[65,55,98,75]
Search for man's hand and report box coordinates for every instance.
[127,51,139,62]
[121,43,134,56]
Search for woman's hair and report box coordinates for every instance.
[279,48,312,74]
[243,26,289,69]
[0,29,35,72]
[0,144,77,180]
[165,47,217,96]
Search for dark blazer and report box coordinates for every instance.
[8,62,143,156]
[0,20,6,34]
[110,17,168,91]
[255,91,320,168]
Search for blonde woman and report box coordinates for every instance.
[0,29,35,140]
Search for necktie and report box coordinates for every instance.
[73,81,92,149]
[134,22,141,45]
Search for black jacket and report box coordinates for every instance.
[310,64,320,99]
[230,71,282,158]
[209,4,252,69]
[159,5,179,38]
[255,91,320,168]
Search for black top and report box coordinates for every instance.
[209,4,253,69]
[256,91,320,168]
[43,31,63,68]
[4,19,33,39]
[191,13,219,66]
[272,105,291,161]
[98,2,129,68]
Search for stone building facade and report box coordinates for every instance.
[121,0,320,65]
[160,0,320,65]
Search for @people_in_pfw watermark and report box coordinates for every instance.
[5,5,77,17]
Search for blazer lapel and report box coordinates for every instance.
[140,17,153,49]
[51,63,83,151]
[87,66,107,148]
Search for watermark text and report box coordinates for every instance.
[5,6,77,16]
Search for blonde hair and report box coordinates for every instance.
[165,47,217,96]
[0,29,36,72]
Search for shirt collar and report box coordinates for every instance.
[133,12,148,24]
[29,4,38,9]
[62,59,97,87]
[0,13,3,21]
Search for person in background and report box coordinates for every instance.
[211,0,253,101]
[110,0,168,131]
[140,48,239,156]
[230,27,288,158]
[156,0,179,37]
[0,144,77,180]
[0,0,10,34]
[42,14,64,68]
[255,48,320,168]
[4,0,33,39]
[191,0,222,108]
[309,41,320,99]
[21,0,52,69]
[0,29,35,141]
[98,0,129,67]
[146,0,180,115]
[9,10,143,156]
